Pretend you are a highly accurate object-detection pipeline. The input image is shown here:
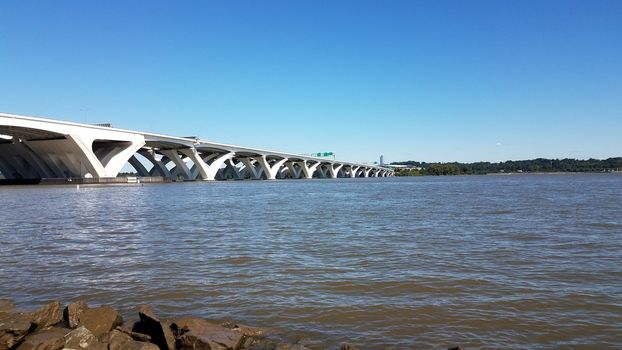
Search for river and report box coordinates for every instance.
[1,174,621,349]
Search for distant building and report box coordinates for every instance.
[380,155,384,166]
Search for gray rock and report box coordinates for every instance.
[172,316,245,350]
[106,329,159,350]
[77,305,123,337]
[131,305,175,350]
[15,327,68,350]
[29,301,62,329]
[63,299,88,328]
[63,326,107,350]
[0,311,33,350]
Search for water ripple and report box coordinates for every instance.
[1,175,621,349]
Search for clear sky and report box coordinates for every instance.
[1,1,621,163]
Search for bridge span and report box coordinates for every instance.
[0,113,393,182]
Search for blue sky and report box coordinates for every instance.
[1,0,620,163]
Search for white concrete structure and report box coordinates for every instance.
[0,113,393,181]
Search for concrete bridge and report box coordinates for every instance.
[0,113,393,182]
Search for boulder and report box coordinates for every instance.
[106,329,159,350]
[63,326,107,350]
[243,338,276,350]
[63,299,88,328]
[131,305,175,350]
[221,322,265,338]
[77,305,123,337]
[0,300,14,313]
[29,301,62,329]
[341,343,360,350]
[0,312,33,350]
[15,327,68,350]
[115,326,152,342]
[172,316,245,350]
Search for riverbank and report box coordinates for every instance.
[0,299,464,350]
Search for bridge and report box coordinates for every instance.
[0,113,393,182]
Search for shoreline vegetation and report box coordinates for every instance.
[0,299,465,350]
[391,157,622,176]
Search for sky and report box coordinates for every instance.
[1,0,621,163]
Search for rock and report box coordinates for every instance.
[172,316,245,350]
[63,326,107,350]
[275,344,309,350]
[246,343,307,350]
[77,305,123,337]
[276,344,309,350]
[115,326,152,342]
[0,300,14,313]
[29,301,62,329]
[243,338,276,350]
[15,327,68,350]
[447,347,465,350]
[106,329,159,350]
[245,339,308,350]
[221,322,265,338]
[131,305,175,350]
[118,317,139,333]
[340,343,360,350]
[0,312,33,350]
[64,299,88,328]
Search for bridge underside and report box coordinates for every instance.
[0,114,393,182]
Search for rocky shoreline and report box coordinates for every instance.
[0,299,464,350]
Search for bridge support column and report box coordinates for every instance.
[68,133,145,178]
[285,162,302,179]
[316,164,329,178]
[239,158,264,180]
[254,156,288,180]
[222,159,246,180]
[327,163,344,179]
[140,150,172,178]
[0,141,54,178]
[128,155,150,176]
[300,161,320,179]
[180,149,234,181]
[0,156,18,179]
[348,165,360,178]
[161,149,192,180]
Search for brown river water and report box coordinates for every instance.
[1,174,621,349]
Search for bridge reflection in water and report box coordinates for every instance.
[0,113,393,182]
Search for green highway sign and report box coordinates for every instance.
[312,152,334,157]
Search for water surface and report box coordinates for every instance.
[1,174,621,349]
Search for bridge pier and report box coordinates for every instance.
[254,156,288,180]
[347,165,360,178]
[326,163,344,179]
[161,150,193,180]
[285,161,303,179]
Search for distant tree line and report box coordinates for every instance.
[392,157,622,176]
